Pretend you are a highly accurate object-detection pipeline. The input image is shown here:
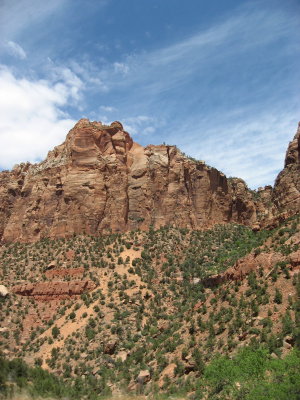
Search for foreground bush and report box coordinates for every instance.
[1,346,300,400]
[194,346,300,399]
[0,355,110,399]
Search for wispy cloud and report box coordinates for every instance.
[102,6,298,99]
[113,62,130,75]
[100,105,117,112]
[177,108,299,188]
[0,0,68,40]
[69,60,109,92]
[5,41,26,59]
[122,115,159,136]
[47,64,84,103]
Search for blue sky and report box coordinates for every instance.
[0,0,299,188]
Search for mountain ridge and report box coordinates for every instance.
[0,119,299,242]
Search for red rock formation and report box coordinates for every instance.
[202,252,283,287]
[12,280,96,301]
[290,250,300,268]
[0,119,298,242]
[203,245,300,288]
[273,122,300,218]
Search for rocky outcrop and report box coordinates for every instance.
[0,163,30,241]
[203,245,300,288]
[12,280,96,300]
[203,252,283,287]
[0,119,298,242]
[103,340,118,355]
[290,250,300,266]
[273,122,300,218]
[136,370,151,385]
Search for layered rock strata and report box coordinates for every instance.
[13,280,96,301]
[0,119,299,242]
[273,122,300,216]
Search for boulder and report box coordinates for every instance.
[115,351,128,362]
[290,250,300,267]
[158,363,176,388]
[104,340,118,355]
[136,370,151,385]
[44,261,56,271]
[0,285,8,297]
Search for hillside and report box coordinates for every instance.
[1,213,300,398]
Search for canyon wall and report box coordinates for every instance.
[0,119,298,242]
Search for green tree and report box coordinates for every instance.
[274,288,283,304]
[51,326,60,339]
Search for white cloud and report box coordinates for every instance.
[92,115,158,135]
[122,115,159,136]
[6,41,26,59]
[0,66,77,168]
[100,105,117,112]
[49,65,84,102]
[113,62,129,75]
[69,60,109,92]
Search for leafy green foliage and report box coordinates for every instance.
[198,346,300,400]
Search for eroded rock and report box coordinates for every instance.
[12,280,96,301]
[0,119,299,242]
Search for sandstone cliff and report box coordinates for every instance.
[0,119,298,242]
[273,122,300,216]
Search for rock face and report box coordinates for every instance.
[273,122,300,217]
[202,252,284,287]
[0,119,298,242]
[12,280,96,300]
[136,370,151,385]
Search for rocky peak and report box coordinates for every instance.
[273,122,300,218]
[64,119,133,166]
[285,122,300,167]
[0,119,299,242]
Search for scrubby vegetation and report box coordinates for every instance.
[0,355,111,399]
[1,347,300,399]
[0,214,300,398]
